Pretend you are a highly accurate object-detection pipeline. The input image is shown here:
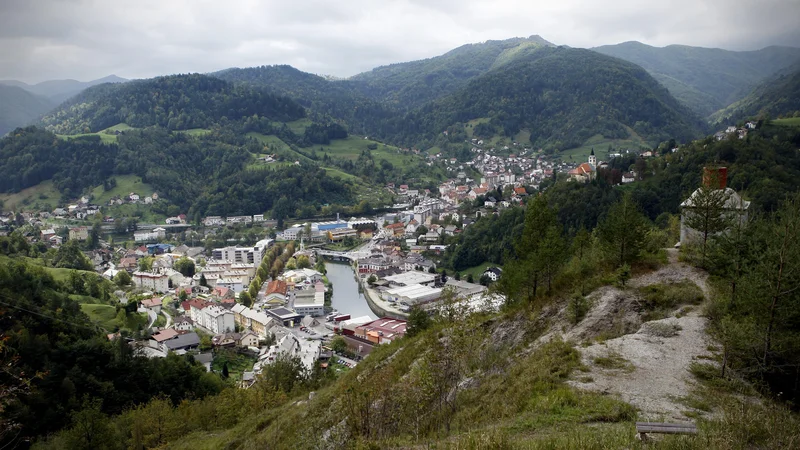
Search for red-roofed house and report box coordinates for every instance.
[354,318,408,344]
[152,329,179,343]
[211,286,233,300]
[513,187,527,196]
[264,280,288,306]
[141,297,162,314]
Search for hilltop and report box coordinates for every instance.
[392,47,707,150]
[593,41,800,117]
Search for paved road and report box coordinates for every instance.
[145,309,157,329]
[163,309,172,328]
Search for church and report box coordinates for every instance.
[568,149,597,182]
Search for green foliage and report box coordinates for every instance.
[637,281,704,320]
[594,41,800,117]
[406,306,431,337]
[52,240,93,270]
[173,256,195,277]
[712,62,800,124]
[238,291,253,308]
[398,47,706,150]
[41,74,305,134]
[0,259,224,446]
[113,270,131,287]
[330,336,347,354]
[598,193,649,267]
[568,292,590,325]
[442,207,524,271]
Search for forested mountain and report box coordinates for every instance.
[212,65,399,137]
[0,74,127,104]
[393,47,707,150]
[593,42,800,116]
[0,85,55,136]
[349,35,555,108]
[40,74,307,134]
[710,63,800,124]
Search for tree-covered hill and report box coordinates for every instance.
[40,73,307,134]
[0,85,55,136]
[212,65,400,138]
[0,126,358,220]
[709,63,800,125]
[349,35,555,108]
[593,41,800,117]
[392,47,708,150]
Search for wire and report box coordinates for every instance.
[0,294,109,334]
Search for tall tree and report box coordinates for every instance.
[682,170,735,268]
[597,192,648,267]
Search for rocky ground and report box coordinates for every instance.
[543,249,718,422]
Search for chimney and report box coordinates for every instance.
[702,167,727,189]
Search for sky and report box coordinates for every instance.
[1,0,799,84]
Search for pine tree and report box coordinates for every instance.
[683,170,735,268]
[598,192,648,267]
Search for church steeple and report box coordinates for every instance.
[588,148,596,167]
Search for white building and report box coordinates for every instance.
[203,305,236,334]
[132,271,170,292]
[133,227,166,243]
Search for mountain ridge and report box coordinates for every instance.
[593,41,800,116]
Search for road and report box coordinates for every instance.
[163,309,172,328]
[145,309,157,329]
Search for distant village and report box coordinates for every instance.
[0,122,753,384]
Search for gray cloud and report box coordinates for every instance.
[1,0,798,83]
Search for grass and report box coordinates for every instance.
[285,118,313,135]
[90,174,155,205]
[557,131,650,163]
[104,203,168,224]
[80,304,119,330]
[57,132,118,144]
[456,262,495,281]
[593,351,635,372]
[211,349,257,381]
[637,281,704,321]
[246,132,292,152]
[771,117,800,127]
[178,128,212,137]
[317,135,409,166]
[0,180,61,211]
[321,167,361,182]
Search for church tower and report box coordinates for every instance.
[588,148,596,167]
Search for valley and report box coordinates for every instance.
[1,24,800,450]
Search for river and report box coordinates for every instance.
[325,262,377,320]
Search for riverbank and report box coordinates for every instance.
[359,276,409,320]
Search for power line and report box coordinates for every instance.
[0,294,109,334]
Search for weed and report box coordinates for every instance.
[593,352,635,372]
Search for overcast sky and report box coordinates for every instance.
[1,0,799,83]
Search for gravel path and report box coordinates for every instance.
[567,250,716,421]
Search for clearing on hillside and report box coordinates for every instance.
[90,175,155,205]
[0,180,61,211]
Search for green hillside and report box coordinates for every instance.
[40,73,307,134]
[0,84,55,136]
[396,47,707,150]
[350,35,555,107]
[593,42,800,116]
[710,63,800,124]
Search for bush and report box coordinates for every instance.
[637,281,704,320]
[568,292,590,325]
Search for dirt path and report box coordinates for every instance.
[565,250,716,422]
